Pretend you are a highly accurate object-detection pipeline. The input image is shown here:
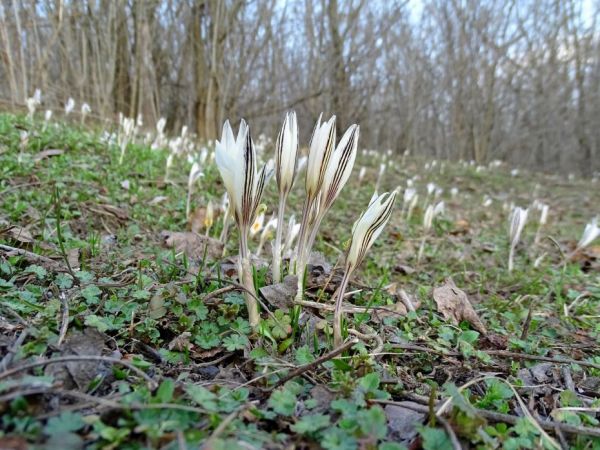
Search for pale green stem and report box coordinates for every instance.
[239,230,259,328]
[508,245,515,272]
[272,195,287,283]
[333,269,352,347]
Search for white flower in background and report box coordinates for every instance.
[534,203,549,245]
[44,110,53,122]
[186,162,204,219]
[297,156,308,173]
[136,114,143,128]
[576,217,600,251]
[508,206,529,272]
[403,187,417,205]
[511,169,519,177]
[358,166,367,183]
[250,211,265,237]
[81,103,91,124]
[215,119,271,328]
[426,182,436,196]
[435,187,443,198]
[283,215,300,257]
[204,200,214,236]
[118,115,136,164]
[272,112,299,282]
[333,191,396,346]
[375,162,386,191]
[219,192,232,245]
[417,201,444,263]
[65,98,75,116]
[26,88,42,119]
[483,196,493,208]
[450,187,459,198]
[257,216,278,256]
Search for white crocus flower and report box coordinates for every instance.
[250,211,265,237]
[272,111,299,282]
[450,187,459,198]
[426,182,436,196]
[44,110,53,122]
[215,119,270,327]
[283,215,300,257]
[576,217,600,251]
[295,122,359,302]
[81,103,91,124]
[534,203,549,245]
[333,191,396,346]
[508,207,529,272]
[118,116,136,164]
[358,166,367,183]
[204,200,214,236]
[257,216,278,256]
[186,162,204,218]
[305,115,336,200]
[65,98,75,116]
[417,201,444,263]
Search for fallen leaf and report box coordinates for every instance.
[149,196,168,205]
[451,219,470,235]
[188,207,206,234]
[1,225,34,244]
[87,203,129,221]
[168,332,193,351]
[161,231,223,260]
[33,148,64,162]
[433,278,487,334]
[385,402,425,442]
[46,329,108,390]
[260,275,297,310]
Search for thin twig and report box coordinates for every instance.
[269,338,359,390]
[0,355,157,389]
[57,292,69,347]
[371,399,600,438]
[0,244,57,265]
[388,343,600,370]
[0,329,29,370]
[295,299,407,316]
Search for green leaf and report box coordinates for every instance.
[268,387,297,416]
[25,264,47,279]
[296,345,315,365]
[186,384,218,411]
[44,411,85,435]
[358,373,380,392]
[290,414,330,434]
[80,284,102,304]
[357,406,387,440]
[155,379,175,403]
[419,426,452,450]
[223,334,249,351]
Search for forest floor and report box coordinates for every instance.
[0,113,599,450]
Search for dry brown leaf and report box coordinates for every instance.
[33,148,64,162]
[451,219,470,235]
[188,207,206,234]
[161,230,223,260]
[87,203,129,221]
[260,275,298,310]
[432,277,487,334]
[1,225,34,244]
[168,332,193,351]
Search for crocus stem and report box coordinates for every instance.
[294,197,313,302]
[508,246,515,272]
[186,189,192,219]
[239,232,260,328]
[333,269,352,347]
[272,196,286,283]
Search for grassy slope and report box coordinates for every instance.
[0,113,599,449]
